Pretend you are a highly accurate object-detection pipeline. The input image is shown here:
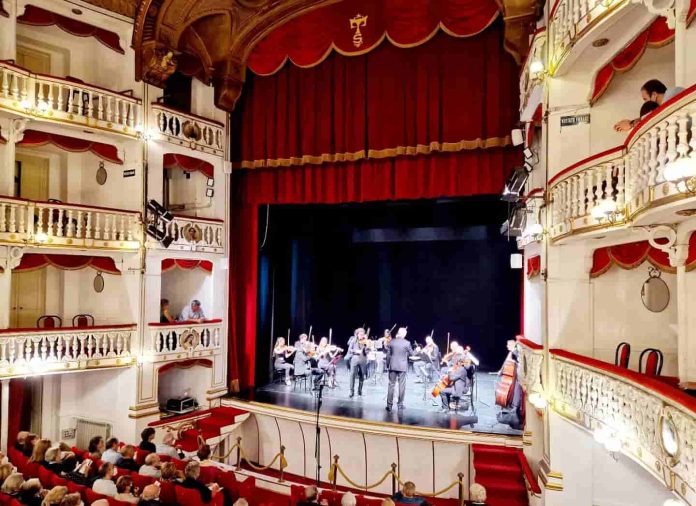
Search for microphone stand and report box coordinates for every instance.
[314,382,324,485]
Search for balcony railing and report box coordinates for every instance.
[148,215,224,253]
[520,29,546,119]
[0,324,136,377]
[151,104,225,157]
[550,349,695,504]
[0,196,142,250]
[548,86,696,240]
[516,338,544,394]
[149,320,223,361]
[0,61,142,137]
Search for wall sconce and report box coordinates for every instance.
[138,127,161,142]
[591,199,623,224]
[664,156,696,194]
[34,232,48,244]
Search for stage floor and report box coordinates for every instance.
[248,367,522,436]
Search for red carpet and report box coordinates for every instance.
[472,445,529,506]
[174,407,248,452]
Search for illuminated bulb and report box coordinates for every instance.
[604,435,621,453]
[529,392,547,409]
[19,99,32,110]
[529,59,545,75]
[134,124,145,133]
[663,499,687,506]
[528,223,544,236]
[664,156,696,182]
[35,232,48,243]
[37,100,49,112]
[591,199,617,220]
[594,426,610,445]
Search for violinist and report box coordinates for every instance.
[441,341,463,370]
[293,333,312,378]
[439,357,474,412]
[273,337,295,386]
[414,336,440,384]
[348,328,368,398]
[316,337,342,388]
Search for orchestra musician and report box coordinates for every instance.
[414,335,440,384]
[441,341,464,369]
[438,357,474,412]
[372,330,391,381]
[345,328,360,370]
[348,328,368,398]
[386,327,413,412]
[273,337,295,386]
[293,333,312,377]
[494,339,523,429]
[316,337,342,388]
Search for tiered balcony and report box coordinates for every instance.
[147,215,224,253]
[0,196,142,250]
[548,86,696,241]
[0,324,136,377]
[148,319,223,362]
[550,349,695,504]
[150,103,225,157]
[0,61,142,137]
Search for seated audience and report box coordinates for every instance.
[63,458,94,486]
[18,478,43,506]
[392,481,428,505]
[159,462,181,482]
[139,454,161,478]
[40,486,66,506]
[160,299,175,323]
[341,491,356,506]
[1,473,24,496]
[29,439,51,464]
[15,432,30,452]
[57,493,82,506]
[0,463,14,484]
[155,432,181,459]
[115,475,139,504]
[92,462,118,497]
[614,79,685,132]
[139,428,157,454]
[138,484,161,506]
[194,444,218,468]
[297,485,321,506]
[23,434,38,457]
[181,461,220,503]
[178,300,206,323]
[44,447,65,473]
[466,483,488,505]
[102,438,122,465]
[88,436,105,459]
[117,445,141,472]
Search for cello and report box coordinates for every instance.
[495,353,518,407]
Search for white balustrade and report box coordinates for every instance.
[151,215,224,253]
[0,197,141,249]
[549,90,696,239]
[149,320,222,360]
[551,350,695,503]
[0,61,142,136]
[0,325,135,377]
[520,30,546,117]
[151,103,225,156]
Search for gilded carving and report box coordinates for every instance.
[142,44,179,87]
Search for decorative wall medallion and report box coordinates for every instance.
[96,161,107,185]
[349,14,368,48]
[659,412,680,466]
[182,223,203,243]
[93,272,105,293]
[182,121,202,141]
[180,330,200,350]
[641,267,669,313]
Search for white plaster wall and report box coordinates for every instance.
[157,364,211,407]
[160,267,212,320]
[591,263,678,375]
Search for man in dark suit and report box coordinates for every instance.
[439,358,474,411]
[348,328,368,398]
[386,327,413,411]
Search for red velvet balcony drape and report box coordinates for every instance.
[161,259,213,273]
[19,130,123,164]
[15,254,121,274]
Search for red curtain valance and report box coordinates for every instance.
[247,0,499,75]
[17,5,124,54]
[527,255,541,279]
[162,259,213,273]
[590,235,696,278]
[158,358,212,375]
[19,130,123,164]
[15,254,121,274]
[232,25,518,170]
[163,153,213,179]
[590,7,696,104]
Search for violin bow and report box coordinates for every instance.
[446,332,450,352]
[389,323,397,334]
[329,328,332,346]
[308,325,313,344]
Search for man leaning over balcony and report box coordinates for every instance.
[178,300,207,323]
[614,79,685,132]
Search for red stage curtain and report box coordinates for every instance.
[8,379,24,447]
[158,358,212,375]
[590,235,696,278]
[247,0,499,75]
[232,25,518,169]
[527,255,541,279]
[18,5,124,54]
[15,254,121,274]
[19,130,123,164]
[161,259,213,273]
[163,153,214,179]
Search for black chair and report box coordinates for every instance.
[639,348,663,376]
[293,373,309,392]
[614,342,631,369]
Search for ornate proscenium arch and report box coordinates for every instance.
[131,0,541,112]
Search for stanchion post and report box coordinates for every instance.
[457,472,464,506]
[279,445,286,483]
[332,455,339,490]
[235,437,242,470]
[391,463,397,496]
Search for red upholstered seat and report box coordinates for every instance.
[216,471,237,491]
[318,490,341,506]
[198,465,219,484]
[171,458,187,471]
[72,314,95,327]
[158,481,177,506]
[52,476,68,487]
[135,450,150,466]
[22,461,41,479]
[614,342,631,369]
[130,472,154,491]
[0,493,13,506]
[37,315,62,328]
[9,499,23,506]
[639,348,664,376]
[356,496,383,506]
[290,484,304,504]
[174,486,224,506]
[84,488,109,504]
[65,481,87,498]
[38,466,54,488]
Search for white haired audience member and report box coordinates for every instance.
[466,483,488,505]
[341,491,357,506]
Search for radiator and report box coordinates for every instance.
[75,418,112,450]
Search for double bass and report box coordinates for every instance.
[495,351,518,407]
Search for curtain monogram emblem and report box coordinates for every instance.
[349,14,368,48]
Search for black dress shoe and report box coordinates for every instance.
[385,406,392,412]
[349,393,354,398]
[358,391,362,396]
[397,404,405,410]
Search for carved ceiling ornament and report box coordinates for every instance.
[132,0,539,111]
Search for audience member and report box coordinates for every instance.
[392,481,427,505]
[380,500,395,506]
[22,434,38,458]
[181,461,220,503]
[232,500,248,506]
[155,432,181,459]
[39,485,66,506]
[15,432,30,452]
[90,500,109,506]
[297,485,321,506]
[88,436,105,459]
[139,454,161,478]
[178,300,206,323]
[138,484,161,506]
[160,299,175,323]
[92,463,117,497]
[0,463,14,484]
[102,438,122,465]
[61,458,93,486]
[614,79,685,132]
[57,493,82,506]
[18,478,43,506]
[139,428,157,454]
[114,475,139,504]
[158,462,181,482]
[466,483,488,505]
[43,448,64,473]
[117,446,140,472]
[341,491,357,506]
[194,444,218,468]
[639,100,659,119]
[29,439,51,465]
[1,473,24,495]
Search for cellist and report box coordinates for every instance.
[494,339,520,409]
[438,357,474,412]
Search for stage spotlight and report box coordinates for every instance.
[524,160,534,173]
[510,253,523,269]
[205,188,214,198]
[501,167,529,203]
[147,199,173,223]
[523,147,534,160]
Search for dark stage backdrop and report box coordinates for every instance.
[255,198,521,385]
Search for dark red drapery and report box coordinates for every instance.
[158,358,212,375]
[19,130,123,164]
[527,255,541,279]
[161,258,213,273]
[16,254,121,274]
[163,153,214,179]
[232,25,518,170]
[18,5,124,54]
[247,0,499,75]
[0,0,8,18]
